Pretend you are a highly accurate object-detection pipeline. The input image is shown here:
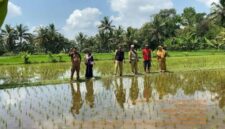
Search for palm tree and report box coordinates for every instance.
[149,15,165,48]
[210,0,225,27]
[125,27,138,49]
[16,24,31,48]
[35,27,49,53]
[98,16,115,33]
[75,32,87,52]
[1,24,17,52]
[98,17,115,52]
[0,34,5,55]
[113,26,125,48]
[47,23,58,40]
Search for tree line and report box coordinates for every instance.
[0,0,225,55]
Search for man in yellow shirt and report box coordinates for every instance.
[156,46,167,72]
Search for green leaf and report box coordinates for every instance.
[0,0,8,28]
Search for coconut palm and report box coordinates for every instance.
[0,34,5,54]
[35,27,49,53]
[210,0,225,27]
[125,27,138,49]
[98,17,115,52]
[98,16,115,33]
[47,23,58,40]
[1,24,17,52]
[75,32,87,52]
[16,24,31,48]
[149,15,165,47]
[112,26,125,48]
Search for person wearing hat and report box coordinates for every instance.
[142,44,152,73]
[156,45,167,72]
[114,46,125,76]
[129,44,139,74]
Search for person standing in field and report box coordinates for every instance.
[114,46,125,76]
[84,50,94,79]
[156,45,167,72]
[129,44,139,75]
[69,47,81,80]
[142,44,152,73]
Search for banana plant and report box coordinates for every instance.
[0,0,8,27]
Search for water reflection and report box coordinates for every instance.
[85,79,94,108]
[143,75,152,102]
[114,78,126,109]
[214,84,225,109]
[129,77,139,105]
[70,82,83,115]
[0,69,225,129]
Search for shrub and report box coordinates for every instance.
[48,53,58,63]
[57,53,64,62]
[19,52,31,64]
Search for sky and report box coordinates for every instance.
[4,0,219,39]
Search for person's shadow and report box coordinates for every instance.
[70,82,83,116]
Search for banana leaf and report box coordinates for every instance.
[0,0,8,27]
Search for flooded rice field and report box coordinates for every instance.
[0,68,225,129]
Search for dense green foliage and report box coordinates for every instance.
[0,1,225,55]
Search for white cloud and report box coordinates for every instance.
[63,8,102,39]
[109,0,173,28]
[196,0,219,7]
[8,2,22,18]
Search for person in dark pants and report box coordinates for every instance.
[142,44,152,73]
[114,46,125,76]
[84,51,94,79]
[69,47,81,81]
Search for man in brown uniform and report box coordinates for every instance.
[69,47,81,80]
[156,46,167,72]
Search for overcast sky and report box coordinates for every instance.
[4,0,219,39]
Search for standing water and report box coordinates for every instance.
[0,69,225,129]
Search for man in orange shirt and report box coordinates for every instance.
[142,44,152,73]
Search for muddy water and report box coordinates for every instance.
[0,70,225,129]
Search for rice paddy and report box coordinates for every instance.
[0,54,225,129]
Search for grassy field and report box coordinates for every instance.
[0,50,225,65]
